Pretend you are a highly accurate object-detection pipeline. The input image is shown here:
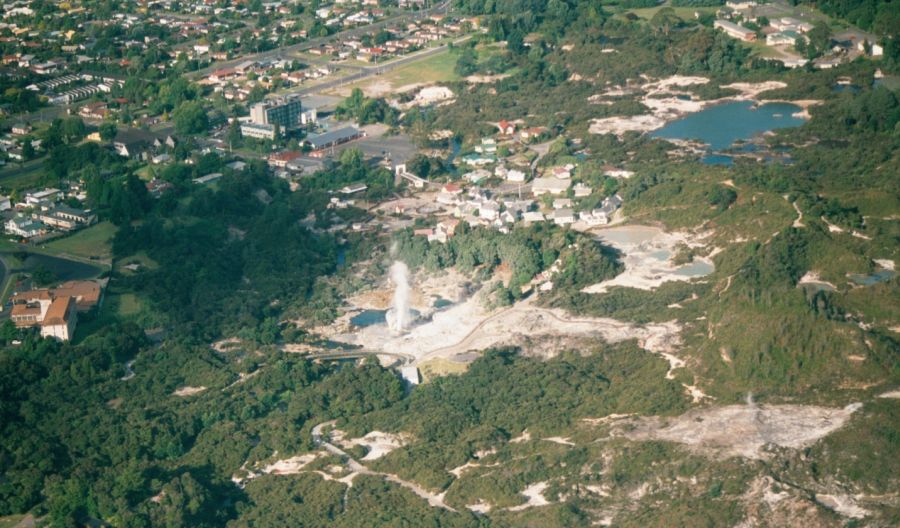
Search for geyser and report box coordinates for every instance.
[386,261,411,333]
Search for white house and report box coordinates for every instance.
[580,209,610,226]
[26,188,61,205]
[464,169,491,183]
[550,165,573,179]
[552,208,576,225]
[522,211,545,223]
[532,177,570,196]
[506,169,527,182]
[573,183,592,197]
[552,198,573,210]
[5,216,47,238]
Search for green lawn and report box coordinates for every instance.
[116,292,143,316]
[0,515,26,528]
[43,221,117,260]
[0,158,45,190]
[115,251,160,274]
[332,48,460,96]
[383,49,460,87]
[626,5,719,21]
[418,357,469,383]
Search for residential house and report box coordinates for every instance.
[460,153,496,166]
[552,208,576,225]
[552,198,573,210]
[573,183,592,197]
[475,137,497,154]
[531,177,570,196]
[268,150,303,168]
[113,129,156,159]
[79,101,109,120]
[146,179,173,198]
[522,211,545,223]
[580,209,610,226]
[477,200,500,221]
[506,169,527,182]
[496,120,515,135]
[519,126,548,143]
[550,165,574,179]
[464,169,491,183]
[5,216,47,238]
[603,166,634,179]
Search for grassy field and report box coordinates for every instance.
[115,251,160,274]
[115,292,143,316]
[0,158,45,189]
[43,221,116,260]
[417,357,469,382]
[626,5,719,21]
[0,515,26,528]
[331,48,460,96]
[384,50,459,86]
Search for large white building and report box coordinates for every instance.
[714,20,757,42]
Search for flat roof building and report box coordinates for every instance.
[305,127,362,151]
[249,96,302,133]
[714,20,757,42]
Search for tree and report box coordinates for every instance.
[21,140,34,161]
[247,84,266,104]
[99,122,118,142]
[374,30,393,45]
[708,186,737,211]
[454,47,478,77]
[226,121,242,149]
[32,265,57,287]
[61,117,86,144]
[173,101,209,135]
[651,7,681,36]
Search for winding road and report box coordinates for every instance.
[310,420,455,511]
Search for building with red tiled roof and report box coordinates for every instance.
[10,281,103,340]
[40,296,77,341]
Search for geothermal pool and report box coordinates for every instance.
[651,101,805,151]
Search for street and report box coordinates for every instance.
[189,1,452,79]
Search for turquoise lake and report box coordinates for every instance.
[651,101,805,151]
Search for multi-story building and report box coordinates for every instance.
[10,280,102,341]
[249,96,302,133]
[240,122,278,140]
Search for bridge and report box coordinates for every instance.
[280,344,414,366]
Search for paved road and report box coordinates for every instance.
[1,104,71,129]
[284,35,469,98]
[190,0,451,78]
[282,344,413,365]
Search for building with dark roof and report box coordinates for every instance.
[305,126,362,151]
